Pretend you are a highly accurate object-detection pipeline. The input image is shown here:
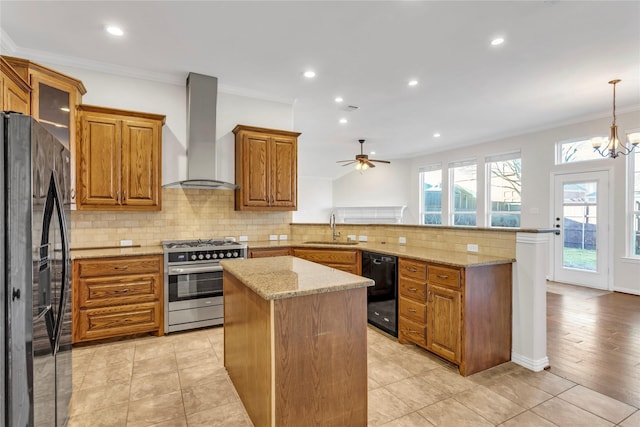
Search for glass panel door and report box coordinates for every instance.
[553,171,610,289]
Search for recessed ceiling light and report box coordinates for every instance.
[339,118,348,124]
[303,70,316,78]
[408,79,419,87]
[106,25,124,36]
[335,96,343,103]
[370,151,376,155]
[433,133,441,138]
[491,37,504,46]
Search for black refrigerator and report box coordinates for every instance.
[1,112,72,426]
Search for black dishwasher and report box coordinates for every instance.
[361,251,398,336]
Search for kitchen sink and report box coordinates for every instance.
[303,241,359,245]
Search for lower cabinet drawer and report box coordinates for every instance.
[398,317,426,346]
[77,302,160,342]
[399,278,427,302]
[78,275,159,308]
[399,297,426,324]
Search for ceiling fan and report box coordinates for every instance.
[336,139,391,170]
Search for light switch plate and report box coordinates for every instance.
[279,234,288,240]
[269,235,278,241]
[347,234,356,241]
[358,235,368,242]
[467,244,479,252]
[120,239,133,247]
[239,236,249,242]
[398,237,407,244]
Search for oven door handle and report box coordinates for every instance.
[168,265,223,275]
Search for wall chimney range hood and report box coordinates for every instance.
[163,72,239,190]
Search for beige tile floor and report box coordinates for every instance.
[68,326,640,427]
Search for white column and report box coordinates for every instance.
[511,232,552,371]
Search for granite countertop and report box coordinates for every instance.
[220,256,373,300]
[70,245,163,260]
[248,240,515,267]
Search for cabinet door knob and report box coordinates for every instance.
[123,191,127,202]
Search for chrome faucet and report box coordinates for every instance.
[330,213,341,241]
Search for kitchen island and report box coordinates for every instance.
[220,256,373,427]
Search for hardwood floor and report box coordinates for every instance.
[547,281,640,408]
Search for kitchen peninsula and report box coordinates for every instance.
[220,256,373,427]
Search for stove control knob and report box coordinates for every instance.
[198,254,204,260]
[226,252,232,258]
[191,254,197,261]
[233,252,239,257]
[205,253,211,259]
[211,253,218,259]
[218,253,224,258]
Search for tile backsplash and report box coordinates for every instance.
[72,188,516,259]
[71,188,291,248]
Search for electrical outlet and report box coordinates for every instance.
[358,235,368,242]
[347,234,356,242]
[398,237,407,244]
[279,234,288,240]
[239,235,248,242]
[120,239,133,247]
[269,234,278,241]
[467,244,479,252]
[225,236,235,241]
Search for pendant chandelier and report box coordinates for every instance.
[591,79,640,159]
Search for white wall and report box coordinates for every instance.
[293,177,333,223]
[41,63,294,185]
[331,159,415,224]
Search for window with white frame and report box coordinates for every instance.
[557,137,607,164]
[487,152,521,228]
[631,134,640,256]
[450,160,477,226]
[419,164,443,225]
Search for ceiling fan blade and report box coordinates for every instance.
[369,159,391,164]
[340,161,357,166]
[336,160,356,163]
[365,161,376,168]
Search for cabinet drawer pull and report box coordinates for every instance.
[437,274,449,279]
[114,265,129,270]
[123,191,127,202]
[118,288,129,293]
[408,308,417,313]
[406,267,417,272]
[408,287,417,292]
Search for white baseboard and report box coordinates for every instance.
[511,352,549,372]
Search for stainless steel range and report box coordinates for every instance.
[162,238,247,333]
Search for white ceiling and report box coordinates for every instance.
[2,1,639,179]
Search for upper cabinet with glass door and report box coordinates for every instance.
[2,56,86,208]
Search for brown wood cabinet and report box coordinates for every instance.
[2,55,86,207]
[233,124,300,211]
[72,255,164,343]
[398,257,512,376]
[291,248,361,275]
[0,57,30,114]
[249,247,292,258]
[76,105,164,210]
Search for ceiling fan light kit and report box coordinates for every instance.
[337,139,391,171]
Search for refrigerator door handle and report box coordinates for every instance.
[40,171,71,354]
